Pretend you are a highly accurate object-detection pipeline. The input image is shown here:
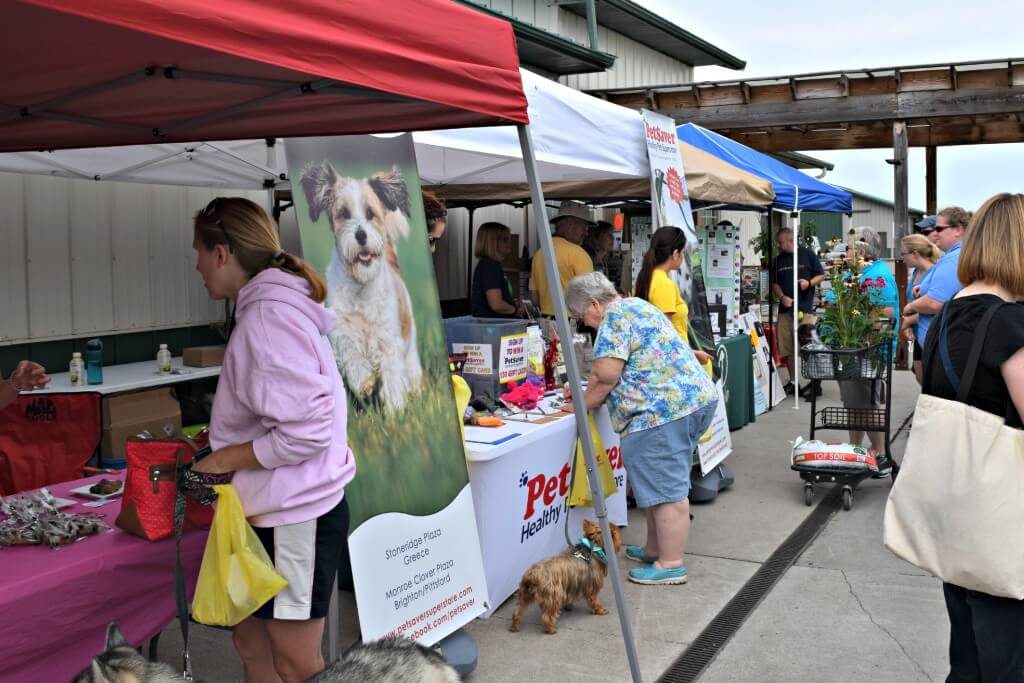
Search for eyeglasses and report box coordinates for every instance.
[933,223,955,233]
[917,228,935,236]
[201,198,235,252]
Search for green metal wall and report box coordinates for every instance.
[0,325,225,377]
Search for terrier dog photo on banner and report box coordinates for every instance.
[286,135,488,644]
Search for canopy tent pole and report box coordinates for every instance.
[791,209,800,410]
[517,123,643,683]
[766,210,775,412]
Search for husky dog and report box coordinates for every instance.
[71,623,184,683]
[307,638,459,683]
[301,161,423,413]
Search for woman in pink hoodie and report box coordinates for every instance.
[190,197,355,683]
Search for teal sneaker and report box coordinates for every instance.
[624,545,658,564]
[628,564,688,585]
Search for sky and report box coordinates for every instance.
[637,0,1024,212]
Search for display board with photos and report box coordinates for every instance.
[698,224,742,338]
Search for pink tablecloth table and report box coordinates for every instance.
[0,474,208,683]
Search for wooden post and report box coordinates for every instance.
[893,122,910,370]
[926,145,937,215]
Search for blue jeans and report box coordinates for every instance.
[943,582,1024,682]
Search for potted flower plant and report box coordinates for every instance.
[806,257,894,379]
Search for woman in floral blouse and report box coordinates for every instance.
[563,272,718,586]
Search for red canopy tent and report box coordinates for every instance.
[0,0,529,152]
[0,1,643,678]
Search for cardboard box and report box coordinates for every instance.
[182,345,225,368]
[101,388,182,459]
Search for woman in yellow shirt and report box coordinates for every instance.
[634,226,712,365]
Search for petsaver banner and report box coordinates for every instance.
[285,134,487,644]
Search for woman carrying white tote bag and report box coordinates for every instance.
[884,194,1024,682]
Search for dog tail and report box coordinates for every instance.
[509,574,536,633]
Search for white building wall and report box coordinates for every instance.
[848,197,896,258]
[475,1,694,90]
[0,172,265,345]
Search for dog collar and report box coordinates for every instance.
[574,538,608,564]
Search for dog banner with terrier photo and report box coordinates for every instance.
[285,135,488,644]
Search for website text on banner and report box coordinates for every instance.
[285,134,488,644]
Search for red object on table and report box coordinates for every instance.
[0,393,101,495]
[0,474,208,683]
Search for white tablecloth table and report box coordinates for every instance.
[24,357,220,396]
[465,402,627,617]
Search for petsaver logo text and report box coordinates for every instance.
[518,445,624,544]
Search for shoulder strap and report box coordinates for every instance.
[937,304,962,392]
[956,302,1006,403]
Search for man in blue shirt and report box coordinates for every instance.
[903,207,970,342]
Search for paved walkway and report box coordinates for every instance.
[158,370,944,682]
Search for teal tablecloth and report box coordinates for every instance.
[716,333,755,430]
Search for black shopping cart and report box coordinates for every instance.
[795,338,898,510]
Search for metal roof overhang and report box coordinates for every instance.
[457,0,616,75]
[559,0,745,69]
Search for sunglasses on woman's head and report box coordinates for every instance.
[201,197,235,252]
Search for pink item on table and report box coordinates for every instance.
[0,474,208,683]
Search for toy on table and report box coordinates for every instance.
[500,380,545,411]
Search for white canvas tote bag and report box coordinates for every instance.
[884,302,1024,599]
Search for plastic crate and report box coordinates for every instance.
[443,316,529,400]
[800,342,887,381]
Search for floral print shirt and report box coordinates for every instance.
[593,297,717,435]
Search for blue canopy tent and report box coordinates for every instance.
[677,123,853,409]
[677,123,852,212]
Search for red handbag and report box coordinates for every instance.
[115,438,215,541]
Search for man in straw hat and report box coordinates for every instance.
[530,201,595,317]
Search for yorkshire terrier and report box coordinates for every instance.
[509,519,622,635]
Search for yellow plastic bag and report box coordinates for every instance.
[452,375,471,443]
[699,359,715,444]
[568,415,618,507]
[192,484,288,627]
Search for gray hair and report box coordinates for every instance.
[565,271,618,317]
[849,226,882,261]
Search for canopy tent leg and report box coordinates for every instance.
[517,123,643,683]
[791,210,800,410]
[766,211,775,412]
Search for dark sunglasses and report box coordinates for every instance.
[932,223,956,233]
[917,227,935,236]
[200,198,235,252]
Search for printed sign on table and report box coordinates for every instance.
[497,333,528,384]
[697,380,732,475]
[453,343,493,377]
[286,134,487,644]
[738,311,785,414]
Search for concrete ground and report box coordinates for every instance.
[158,370,948,682]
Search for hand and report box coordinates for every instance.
[694,350,713,365]
[781,296,794,308]
[10,361,49,391]
[799,279,810,291]
[912,285,921,298]
[902,327,915,341]
[560,398,575,414]
[902,305,914,318]
[190,451,231,474]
